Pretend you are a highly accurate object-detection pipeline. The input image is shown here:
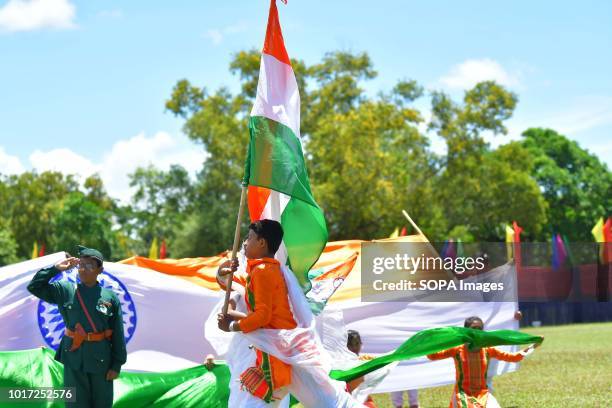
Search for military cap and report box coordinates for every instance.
[76,245,104,263]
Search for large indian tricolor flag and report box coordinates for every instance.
[1,236,527,405]
[244,0,327,292]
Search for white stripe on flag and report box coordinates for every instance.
[251,53,301,138]
[260,190,291,265]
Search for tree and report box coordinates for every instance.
[429,81,547,240]
[1,171,79,258]
[128,164,197,257]
[520,128,612,241]
[49,192,116,259]
[0,217,19,265]
[166,50,445,252]
[84,174,115,211]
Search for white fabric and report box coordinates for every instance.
[337,262,521,393]
[338,300,520,392]
[251,53,301,139]
[206,266,362,407]
[3,254,520,393]
[352,363,397,403]
[0,253,223,372]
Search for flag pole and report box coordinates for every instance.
[401,209,456,279]
[402,209,439,255]
[222,185,248,315]
[401,209,442,255]
[401,210,427,239]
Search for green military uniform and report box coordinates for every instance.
[27,247,127,408]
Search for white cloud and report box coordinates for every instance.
[99,132,206,203]
[30,147,98,175]
[439,58,522,90]
[203,21,249,46]
[0,146,25,174]
[0,0,77,32]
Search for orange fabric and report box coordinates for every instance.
[239,258,297,333]
[65,325,112,351]
[239,258,296,391]
[247,186,271,221]
[428,344,524,407]
[118,236,422,306]
[487,346,525,363]
[262,0,291,65]
[427,345,461,361]
[119,254,229,290]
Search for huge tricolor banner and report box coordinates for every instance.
[244,0,328,292]
[1,239,522,395]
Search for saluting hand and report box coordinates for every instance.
[55,257,79,271]
[105,369,119,381]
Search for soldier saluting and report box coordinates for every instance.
[27,246,127,408]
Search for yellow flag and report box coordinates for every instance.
[591,218,604,243]
[148,237,159,259]
[592,217,606,263]
[389,227,399,239]
[31,242,38,259]
[505,224,515,261]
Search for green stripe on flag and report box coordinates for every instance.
[244,116,318,206]
[280,196,328,290]
[0,348,231,408]
[243,115,328,290]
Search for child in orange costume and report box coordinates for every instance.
[427,316,541,408]
[217,219,297,403]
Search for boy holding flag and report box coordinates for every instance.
[217,219,296,403]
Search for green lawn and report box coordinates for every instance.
[371,322,612,407]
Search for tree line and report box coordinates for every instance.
[1,50,609,265]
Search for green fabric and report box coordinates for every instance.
[1,328,542,406]
[329,327,543,382]
[64,364,113,408]
[77,245,104,262]
[243,116,317,207]
[243,115,328,291]
[0,348,231,408]
[280,196,328,291]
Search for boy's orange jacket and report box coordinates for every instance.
[233,258,297,392]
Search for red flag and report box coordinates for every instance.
[400,226,407,237]
[159,240,167,260]
[512,221,523,272]
[38,243,46,257]
[512,221,522,243]
[604,218,612,263]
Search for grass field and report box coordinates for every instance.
[370,322,612,407]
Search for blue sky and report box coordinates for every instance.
[0,0,610,201]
